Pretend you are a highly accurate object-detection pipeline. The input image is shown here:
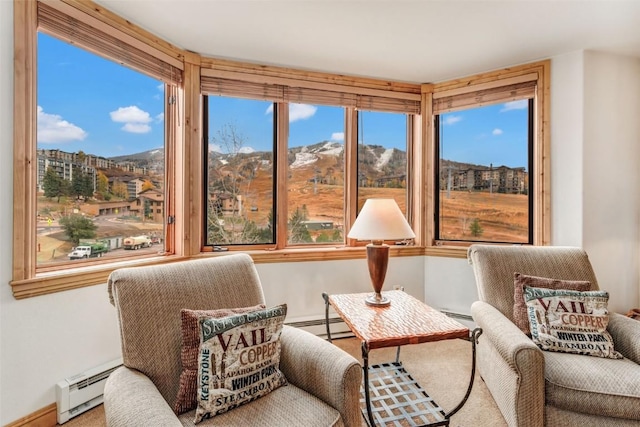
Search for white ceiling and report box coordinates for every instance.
[95,0,640,84]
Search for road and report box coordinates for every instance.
[37,215,164,265]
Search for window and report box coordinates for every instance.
[36,32,167,266]
[199,70,421,253]
[357,111,408,217]
[204,96,275,246]
[288,105,345,245]
[427,64,550,249]
[13,1,547,299]
[435,101,532,243]
[12,1,183,298]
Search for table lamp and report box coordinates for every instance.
[348,198,415,306]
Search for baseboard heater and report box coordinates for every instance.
[56,357,123,424]
[440,309,476,329]
[286,316,353,340]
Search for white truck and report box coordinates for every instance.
[123,235,152,250]
[68,242,109,260]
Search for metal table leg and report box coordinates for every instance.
[361,341,376,427]
[322,292,332,343]
[444,327,483,420]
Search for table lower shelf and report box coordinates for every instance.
[361,362,448,427]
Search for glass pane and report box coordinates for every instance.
[206,97,275,245]
[36,33,165,267]
[357,111,408,217]
[287,104,344,244]
[437,101,530,243]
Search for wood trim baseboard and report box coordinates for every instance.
[5,403,56,427]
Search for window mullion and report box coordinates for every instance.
[422,84,436,247]
[13,0,38,282]
[407,113,422,246]
[344,108,358,245]
[275,103,289,249]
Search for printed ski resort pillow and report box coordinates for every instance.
[523,286,622,359]
[194,304,288,424]
[174,304,265,415]
[513,273,591,335]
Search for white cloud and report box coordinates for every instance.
[492,128,503,135]
[209,144,222,153]
[110,106,153,134]
[331,132,344,141]
[289,104,317,122]
[444,115,462,125]
[157,83,164,91]
[501,100,528,112]
[37,106,88,143]
[122,123,152,134]
[265,103,318,123]
[110,106,152,124]
[155,113,164,123]
[238,147,256,154]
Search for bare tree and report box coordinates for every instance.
[207,124,267,245]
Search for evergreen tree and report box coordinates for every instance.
[288,206,312,243]
[59,214,97,246]
[256,210,275,243]
[469,218,484,237]
[71,168,94,200]
[42,167,68,202]
[316,232,331,243]
[144,199,152,219]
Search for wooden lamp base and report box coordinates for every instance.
[365,242,390,306]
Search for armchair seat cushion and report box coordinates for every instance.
[177,383,343,427]
[545,351,640,420]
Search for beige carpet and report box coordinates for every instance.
[62,337,506,427]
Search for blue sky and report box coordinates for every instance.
[37,33,165,158]
[440,102,529,168]
[38,32,529,168]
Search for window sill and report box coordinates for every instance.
[425,245,469,259]
[10,255,189,299]
[194,245,425,264]
[10,245,466,300]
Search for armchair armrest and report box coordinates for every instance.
[104,367,181,427]
[279,325,362,427]
[608,312,640,364]
[471,301,543,368]
[471,301,545,427]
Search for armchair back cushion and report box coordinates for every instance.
[108,254,265,408]
[468,245,599,321]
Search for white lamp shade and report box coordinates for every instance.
[347,198,415,241]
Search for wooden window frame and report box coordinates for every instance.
[11,0,188,299]
[201,97,420,253]
[423,61,551,257]
[11,1,548,299]
[199,61,423,253]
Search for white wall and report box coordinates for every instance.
[550,51,585,247]
[582,51,640,312]
[1,1,639,422]
[424,256,477,315]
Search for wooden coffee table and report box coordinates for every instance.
[323,290,482,427]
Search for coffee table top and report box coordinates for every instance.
[328,290,469,350]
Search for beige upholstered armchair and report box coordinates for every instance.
[104,254,362,426]
[468,245,640,427]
